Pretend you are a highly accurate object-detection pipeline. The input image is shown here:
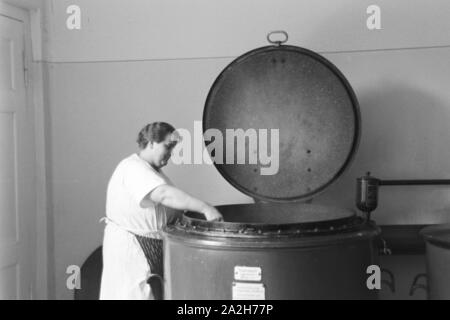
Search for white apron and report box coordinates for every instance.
[99,218,162,300]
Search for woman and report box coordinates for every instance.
[100,122,223,300]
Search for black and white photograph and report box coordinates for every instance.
[1,0,450,304]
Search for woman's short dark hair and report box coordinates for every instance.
[137,122,175,149]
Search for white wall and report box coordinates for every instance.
[42,0,450,61]
[40,0,450,299]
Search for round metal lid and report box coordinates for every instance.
[203,40,360,202]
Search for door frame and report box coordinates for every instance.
[0,1,49,299]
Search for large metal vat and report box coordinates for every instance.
[164,203,379,299]
[163,32,380,299]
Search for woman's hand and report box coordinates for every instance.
[202,205,224,222]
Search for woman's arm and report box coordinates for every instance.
[144,184,223,221]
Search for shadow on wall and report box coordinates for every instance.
[315,80,450,224]
[74,246,102,300]
[357,80,450,176]
[298,1,450,222]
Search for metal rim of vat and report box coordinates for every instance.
[164,221,380,248]
[421,224,450,249]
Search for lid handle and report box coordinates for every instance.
[267,31,289,46]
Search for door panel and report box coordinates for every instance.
[0,264,18,299]
[0,11,35,300]
[0,112,18,244]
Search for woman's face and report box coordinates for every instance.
[149,134,178,168]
